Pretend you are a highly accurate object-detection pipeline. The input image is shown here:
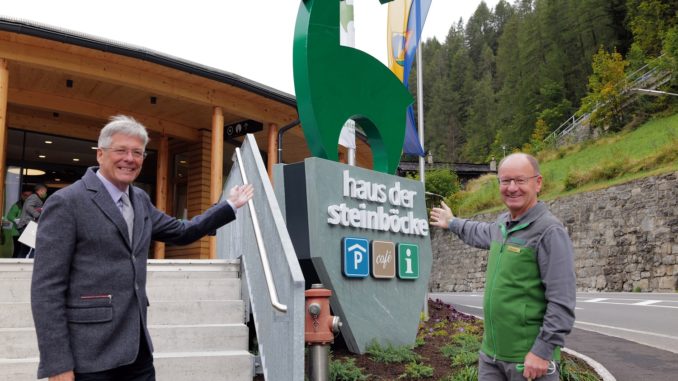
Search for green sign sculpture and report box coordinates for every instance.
[293,0,413,174]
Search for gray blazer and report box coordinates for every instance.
[30,167,236,378]
[18,193,44,229]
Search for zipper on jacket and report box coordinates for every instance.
[491,221,530,360]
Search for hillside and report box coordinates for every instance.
[451,112,678,217]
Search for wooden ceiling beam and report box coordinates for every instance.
[9,87,201,142]
[7,110,161,150]
[0,36,298,125]
[8,112,102,142]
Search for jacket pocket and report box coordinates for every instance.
[66,306,113,323]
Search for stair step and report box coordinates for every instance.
[0,302,32,329]
[149,324,249,353]
[0,324,249,359]
[0,259,251,381]
[0,278,30,303]
[147,259,241,279]
[0,277,242,303]
[0,328,37,359]
[146,277,241,301]
[0,351,254,381]
[154,351,254,381]
[148,300,244,325]
[0,357,43,381]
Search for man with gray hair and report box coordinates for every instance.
[31,115,253,381]
[430,153,575,380]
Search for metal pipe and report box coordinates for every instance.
[309,345,330,381]
[416,38,425,184]
[235,147,287,313]
[277,119,301,164]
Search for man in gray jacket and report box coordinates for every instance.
[31,115,253,381]
[430,153,575,381]
[17,183,47,258]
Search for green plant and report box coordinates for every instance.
[329,357,368,381]
[443,365,478,381]
[633,286,642,292]
[441,331,482,368]
[451,351,479,367]
[400,361,434,379]
[559,357,600,381]
[366,340,420,364]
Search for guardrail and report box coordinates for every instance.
[217,134,305,380]
[545,59,671,147]
[234,147,287,313]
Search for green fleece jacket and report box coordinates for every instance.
[448,202,576,362]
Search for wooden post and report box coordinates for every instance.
[153,135,169,259]
[209,107,224,259]
[0,59,9,218]
[267,123,278,183]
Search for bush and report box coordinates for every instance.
[451,351,479,367]
[329,357,368,381]
[401,361,434,379]
[443,365,478,381]
[447,174,502,217]
[366,340,420,364]
[559,357,600,381]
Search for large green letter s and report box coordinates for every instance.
[293,0,413,174]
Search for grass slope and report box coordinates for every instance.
[452,113,678,217]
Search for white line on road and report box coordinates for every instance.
[582,298,609,302]
[632,300,661,306]
[576,300,678,309]
[575,321,678,341]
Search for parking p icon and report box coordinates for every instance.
[343,237,370,278]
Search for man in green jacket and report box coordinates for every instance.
[430,153,575,381]
[5,190,32,258]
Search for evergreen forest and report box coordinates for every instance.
[413,0,678,163]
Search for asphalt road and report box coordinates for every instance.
[429,292,678,381]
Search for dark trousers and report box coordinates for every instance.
[75,329,155,381]
[14,227,32,259]
[11,236,23,258]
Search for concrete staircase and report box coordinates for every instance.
[0,259,253,381]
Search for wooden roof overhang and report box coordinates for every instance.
[0,16,311,160]
[0,16,373,168]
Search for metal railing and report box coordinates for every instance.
[545,59,672,147]
[216,134,305,380]
[234,147,287,312]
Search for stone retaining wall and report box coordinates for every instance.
[430,171,678,292]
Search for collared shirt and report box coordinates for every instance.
[95,170,129,209]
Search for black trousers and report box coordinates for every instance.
[11,236,23,258]
[75,328,155,381]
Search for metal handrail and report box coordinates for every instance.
[545,56,670,146]
[234,147,288,313]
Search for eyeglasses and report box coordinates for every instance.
[498,175,539,186]
[100,147,147,159]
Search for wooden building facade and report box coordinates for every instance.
[0,17,320,259]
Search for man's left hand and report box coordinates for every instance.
[227,184,254,209]
[522,351,550,380]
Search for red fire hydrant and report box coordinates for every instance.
[305,284,341,381]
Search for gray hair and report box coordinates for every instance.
[98,115,149,148]
[498,153,541,175]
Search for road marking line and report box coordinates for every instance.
[575,301,678,309]
[633,300,661,306]
[575,321,678,340]
[455,303,483,309]
[582,298,608,303]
